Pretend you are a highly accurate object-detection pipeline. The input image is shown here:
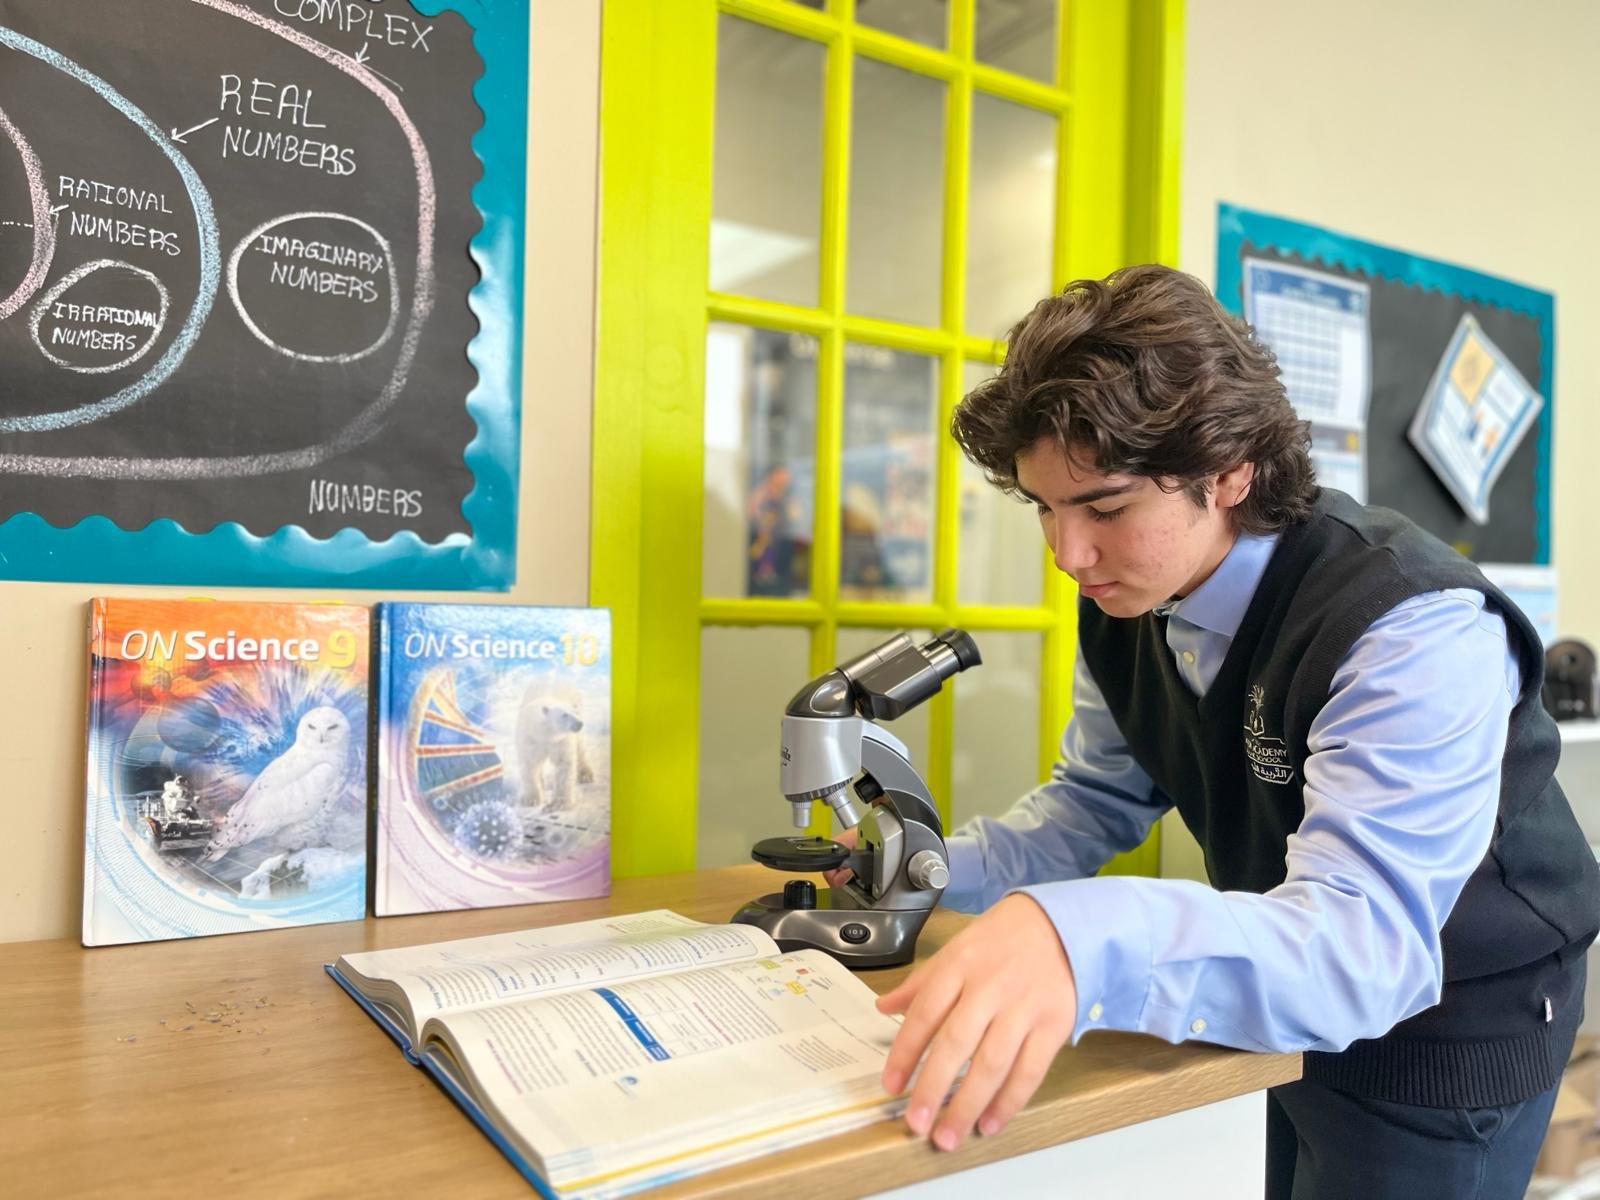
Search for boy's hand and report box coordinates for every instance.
[822,826,859,889]
[877,893,1076,1151]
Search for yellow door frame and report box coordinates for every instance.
[592,0,1184,880]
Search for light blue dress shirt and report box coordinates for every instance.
[941,531,1522,1054]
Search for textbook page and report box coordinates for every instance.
[335,911,780,1036]
[423,948,906,1196]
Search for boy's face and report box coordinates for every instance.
[1014,437,1252,618]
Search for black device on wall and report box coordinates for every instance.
[1544,640,1598,722]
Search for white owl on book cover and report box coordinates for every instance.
[374,603,611,915]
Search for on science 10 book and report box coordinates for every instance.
[374,602,611,916]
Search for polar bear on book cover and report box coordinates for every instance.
[514,685,595,815]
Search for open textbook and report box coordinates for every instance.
[327,910,909,1199]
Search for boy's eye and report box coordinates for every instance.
[1033,502,1051,516]
[1089,506,1126,523]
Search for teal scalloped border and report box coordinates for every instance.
[1215,202,1554,564]
[0,0,527,590]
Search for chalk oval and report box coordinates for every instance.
[228,212,399,365]
[0,24,219,434]
[29,260,171,374]
[0,103,56,321]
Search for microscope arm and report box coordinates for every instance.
[858,725,942,836]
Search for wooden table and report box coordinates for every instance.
[0,864,1300,1197]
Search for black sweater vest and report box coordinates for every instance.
[1079,490,1600,1106]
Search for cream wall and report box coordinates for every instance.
[0,1,601,943]
[1163,0,1600,880]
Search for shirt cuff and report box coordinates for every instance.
[1016,875,1155,1043]
[940,835,987,913]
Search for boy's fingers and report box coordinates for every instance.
[879,969,954,1094]
[903,1000,987,1139]
[976,1027,1064,1137]
[930,1013,1026,1150]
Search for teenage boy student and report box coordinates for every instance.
[839,265,1600,1197]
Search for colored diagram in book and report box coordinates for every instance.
[750,959,836,998]
[401,664,610,869]
[98,656,366,903]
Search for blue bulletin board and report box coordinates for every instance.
[1216,203,1554,564]
[0,0,527,589]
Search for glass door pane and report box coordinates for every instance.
[854,0,947,48]
[975,0,1057,83]
[840,346,938,603]
[698,625,812,868]
[950,630,1044,828]
[957,360,1044,606]
[847,58,946,327]
[965,94,1056,338]
[703,324,819,599]
[711,17,826,305]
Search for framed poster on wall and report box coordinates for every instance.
[0,0,527,588]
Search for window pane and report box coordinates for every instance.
[835,627,933,834]
[966,94,1056,338]
[848,59,946,327]
[712,17,824,306]
[950,631,1042,829]
[976,0,1057,83]
[699,627,812,868]
[840,346,938,603]
[703,325,818,599]
[957,360,1043,606]
[855,0,947,48]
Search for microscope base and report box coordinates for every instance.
[730,893,934,969]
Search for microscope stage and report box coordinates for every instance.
[750,835,851,872]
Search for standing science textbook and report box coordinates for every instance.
[374,603,611,915]
[82,598,370,946]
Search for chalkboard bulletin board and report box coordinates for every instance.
[0,0,527,589]
[1216,203,1553,565]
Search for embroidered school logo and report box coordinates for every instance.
[1243,684,1291,785]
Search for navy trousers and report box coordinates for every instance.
[1265,1077,1561,1200]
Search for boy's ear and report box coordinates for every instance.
[1214,462,1256,511]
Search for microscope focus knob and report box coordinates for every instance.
[907,850,949,891]
[783,879,817,909]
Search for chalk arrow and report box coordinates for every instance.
[347,44,404,91]
[49,203,68,214]
[170,116,220,144]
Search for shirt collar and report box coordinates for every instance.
[1153,531,1280,638]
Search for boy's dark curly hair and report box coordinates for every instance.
[951,264,1317,533]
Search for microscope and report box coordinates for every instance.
[731,628,981,967]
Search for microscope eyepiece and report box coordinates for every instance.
[931,627,982,673]
[848,628,984,722]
